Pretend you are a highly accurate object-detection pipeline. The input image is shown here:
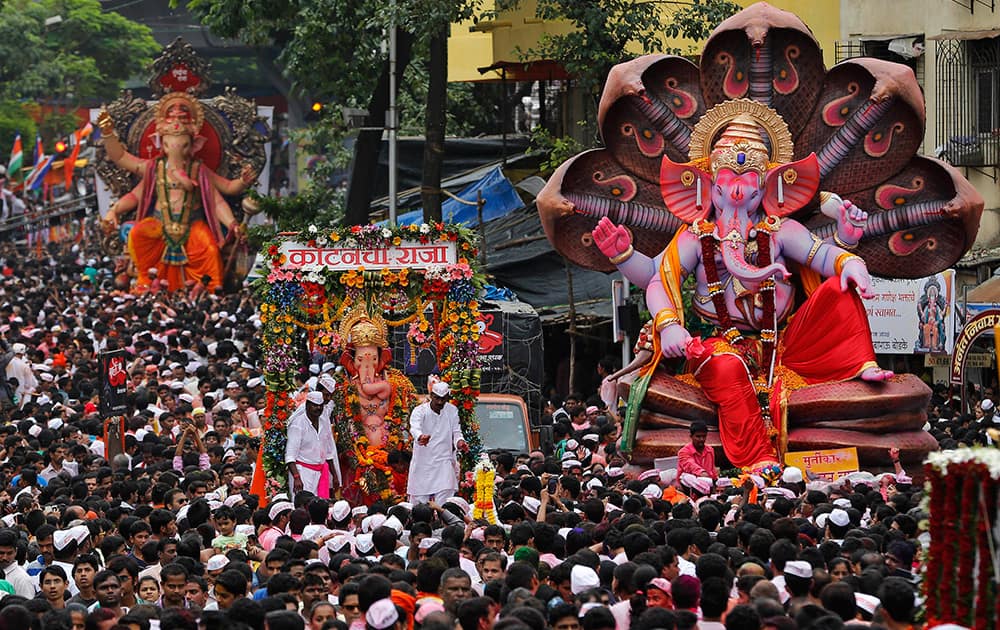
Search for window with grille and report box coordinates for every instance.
[936,36,1000,167]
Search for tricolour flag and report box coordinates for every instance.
[7,134,22,179]
[25,155,54,191]
[30,134,42,166]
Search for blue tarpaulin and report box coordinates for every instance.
[388,166,524,227]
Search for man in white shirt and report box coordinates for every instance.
[407,382,468,503]
[284,391,340,499]
[6,343,36,402]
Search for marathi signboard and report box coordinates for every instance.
[785,447,860,481]
[866,270,955,355]
[278,240,457,270]
[950,309,1000,389]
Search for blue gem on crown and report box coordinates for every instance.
[736,152,746,165]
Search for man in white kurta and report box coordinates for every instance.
[284,391,340,499]
[407,381,468,503]
[6,343,36,402]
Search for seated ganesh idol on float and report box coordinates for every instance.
[331,306,417,505]
[592,109,891,471]
[98,91,257,292]
[538,3,984,470]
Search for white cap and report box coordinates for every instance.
[11,343,24,354]
[306,391,325,405]
[235,524,255,537]
[53,525,89,551]
[224,495,245,508]
[782,466,803,484]
[322,362,336,373]
[206,554,230,571]
[829,508,850,527]
[352,506,369,517]
[309,364,321,375]
[178,393,194,403]
[570,565,600,594]
[659,470,678,486]
[318,375,336,393]
[445,497,470,517]
[268,501,294,521]
[331,500,351,522]
[28,425,42,437]
[418,537,440,551]
[383,515,404,535]
[566,439,579,451]
[48,418,63,431]
[562,459,582,469]
[431,381,451,397]
[784,560,813,579]
[354,533,374,554]
[366,598,399,630]
[833,498,852,509]
[522,496,541,514]
[247,378,262,388]
[982,399,995,411]
[856,593,880,615]
[641,484,662,499]
[327,534,354,554]
[226,381,239,389]
[587,478,604,490]
[362,514,387,533]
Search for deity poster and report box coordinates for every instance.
[866,270,955,355]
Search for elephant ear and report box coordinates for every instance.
[660,158,712,223]
[763,153,820,217]
[339,351,357,377]
[377,348,392,373]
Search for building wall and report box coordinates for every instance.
[450,0,841,82]
[840,0,1000,249]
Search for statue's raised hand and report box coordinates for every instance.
[97,110,115,136]
[659,323,692,358]
[592,217,632,259]
[836,200,868,247]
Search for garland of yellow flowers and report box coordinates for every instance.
[473,453,497,523]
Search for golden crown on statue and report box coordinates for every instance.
[339,305,388,348]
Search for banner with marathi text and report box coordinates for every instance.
[785,447,859,481]
[866,270,954,355]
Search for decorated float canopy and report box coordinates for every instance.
[252,223,487,504]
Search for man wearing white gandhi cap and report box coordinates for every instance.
[407,381,468,503]
[285,390,341,499]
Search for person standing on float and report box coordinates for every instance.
[285,391,340,499]
[407,382,468,503]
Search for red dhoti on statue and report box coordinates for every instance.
[688,277,879,468]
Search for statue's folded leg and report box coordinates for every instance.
[180,220,223,291]
[689,340,778,468]
[127,217,166,289]
[781,277,879,383]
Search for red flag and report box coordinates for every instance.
[63,122,92,188]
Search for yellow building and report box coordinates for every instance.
[839,0,1000,269]
[449,0,842,83]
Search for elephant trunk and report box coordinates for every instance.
[720,238,789,285]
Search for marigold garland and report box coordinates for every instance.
[473,454,497,523]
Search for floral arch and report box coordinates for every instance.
[254,223,486,503]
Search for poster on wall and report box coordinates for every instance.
[866,270,955,355]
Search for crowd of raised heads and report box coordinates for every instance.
[0,224,938,630]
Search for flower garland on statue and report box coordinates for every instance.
[472,453,497,523]
[330,369,417,501]
[253,221,487,498]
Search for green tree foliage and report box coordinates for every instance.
[0,0,158,103]
[0,103,37,160]
[505,0,741,93]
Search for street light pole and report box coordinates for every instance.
[387,0,398,226]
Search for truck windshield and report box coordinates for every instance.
[475,401,528,452]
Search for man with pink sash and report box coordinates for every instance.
[285,391,340,499]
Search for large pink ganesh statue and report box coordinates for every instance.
[538,3,984,469]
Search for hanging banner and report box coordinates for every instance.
[278,240,457,271]
[99,349,129,417]
[866,270,955,355]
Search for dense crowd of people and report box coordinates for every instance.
[0,223,947,630]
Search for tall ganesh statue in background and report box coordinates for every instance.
[538,2,984,468]
[96,39,270,293]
